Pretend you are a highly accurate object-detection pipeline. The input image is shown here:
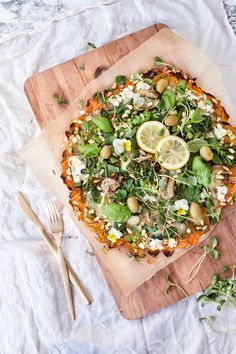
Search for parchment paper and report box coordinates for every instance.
[19,28,236,296]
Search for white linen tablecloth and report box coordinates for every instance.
[1,1,236,353]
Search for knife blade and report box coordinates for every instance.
[18,191,91,304]
[18,192,56,253]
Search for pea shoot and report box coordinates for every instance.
[197,263,236,311]
[188,236,219,283]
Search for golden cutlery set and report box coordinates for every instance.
[18,192,91,320]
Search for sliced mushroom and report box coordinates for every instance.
[141,212,155,226]
[100,178,120,195]
[137,90,159,99]
[134,101,157,111]
[134,154,153,163]
[165,179,175,199]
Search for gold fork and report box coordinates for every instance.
[44,200,75,320]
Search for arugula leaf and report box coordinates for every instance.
[192,156,211,189]
[107,164,120,175]
[111,189,127,202]
[93,91,106,104]
[207,137,220,152]
[162,89,176,110]
[177,184,200,203]
[189,108,205,124]
[101,203,131,223]
[208,207,221,225]
[115,75,126,85]
[78,144,99,158]
[176,80,186,94]
[87,186,102,204]
[187,139,208,153]
[91,115,113,133]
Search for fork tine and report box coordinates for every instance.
[51,201,60,222]
[49,201,58,223]
[46,200,55,223]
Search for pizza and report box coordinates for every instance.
[61,57,236,259]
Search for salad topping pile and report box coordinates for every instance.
[61,58,236,259]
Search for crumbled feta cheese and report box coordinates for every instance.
[108,95,122,107]
[214,124,227,140]
[71,137,77,144]
[197,100,214,114]
[138,242,146,249]
[148,238,163,250]
[185,89,199,101]
[133,93,145,108]
[136,81,150,91]
[173,199,189,215]
[113,138,131,154]
[216,185,228,202]
[168,238,178,248]
[69,156,88,183]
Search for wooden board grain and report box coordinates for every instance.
[24,24,236,319]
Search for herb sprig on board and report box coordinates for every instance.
[88,42,97,49]
[197,264,236,311]
[166,276,188,298]
[53,92,68,105]
[188,236,219,283]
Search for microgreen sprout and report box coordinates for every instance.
[52,91,68,105]
[166,276,188,298]
[199,316,236,334]
[188,236,219,283]
[154,56,175,69]
[197,263,236,311]
[88,42,96,49]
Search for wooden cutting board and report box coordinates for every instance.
[24,24,236,319]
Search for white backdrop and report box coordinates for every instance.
[1,1,236,353]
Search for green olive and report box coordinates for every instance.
[164,115,179,127]
[190,202,202,220]
[127,196,139,213]
[100,145,112,159]
[156,78,168,94]
[200,146,213,161]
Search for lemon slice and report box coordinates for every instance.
[136,121,169,153]
[156,135,190,170]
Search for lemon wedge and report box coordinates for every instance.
[136,121,169,153]
[156,135,190,170]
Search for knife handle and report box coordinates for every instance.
[37,225,91,305]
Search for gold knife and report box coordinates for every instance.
[18,192,91,305]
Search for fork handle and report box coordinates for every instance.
[58,246,75,320]
[33,226,91,304]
